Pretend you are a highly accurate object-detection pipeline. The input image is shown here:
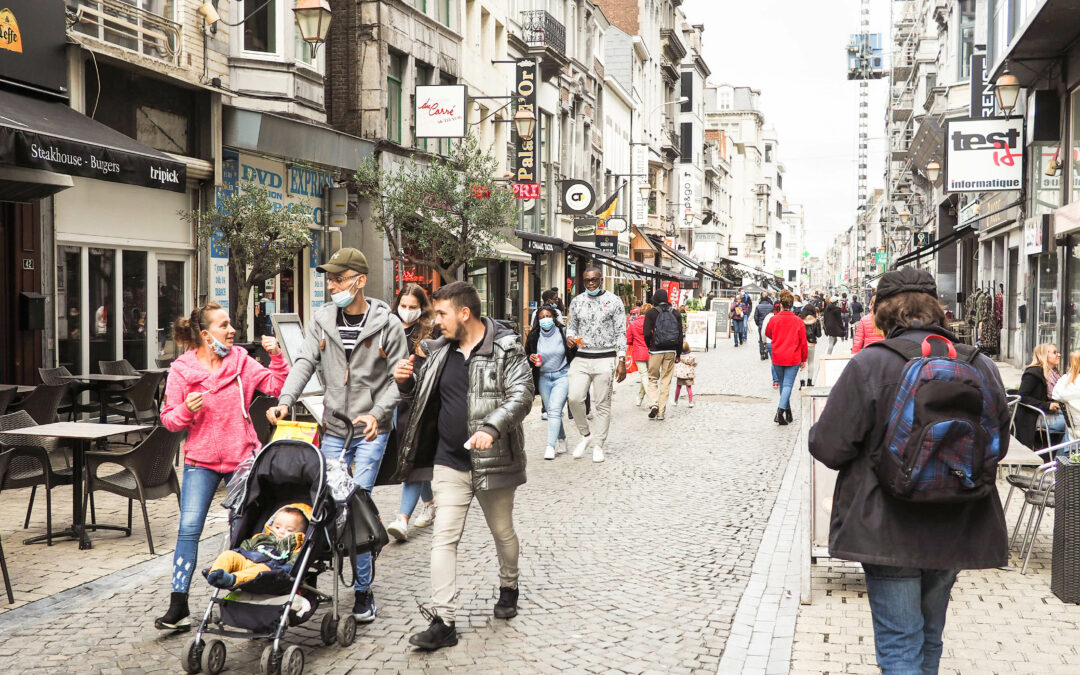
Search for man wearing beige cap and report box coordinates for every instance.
[267,247,408,623]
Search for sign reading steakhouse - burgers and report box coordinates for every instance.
[944,117,1025,193]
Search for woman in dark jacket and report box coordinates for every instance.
[800,307,822,388]
[822,300,845,355]
[526,305,576,460]
[808,267,1008,674]
[1015,343,1067,450]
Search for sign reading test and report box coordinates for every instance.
[944,117,1024,193]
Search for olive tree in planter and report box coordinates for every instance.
[353,132,518,285]
[181,186,311,341]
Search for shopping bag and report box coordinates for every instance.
[270,420,320,446]
[625,354,637,374]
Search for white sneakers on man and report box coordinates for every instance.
[592,445,605,463]
[572,436,591,459]
[544,445,556,460]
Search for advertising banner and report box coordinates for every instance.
[944,117,1024,193]
[0,0,67,96]
[515,59,539,184]
[415,84,467,138]
[632,144,649,226]
[680,168,701,221]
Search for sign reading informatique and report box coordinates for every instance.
[414,85,467,138]
[943,117,1024,193]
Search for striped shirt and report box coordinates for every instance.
[338,311,367,355]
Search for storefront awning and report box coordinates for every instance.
[894,224,977,266]
[516,229,567,255]
[223,107,375,172]
[0,88,187,194]
[648,235,734,284]
[988,0,1080,84]
[491,239,532,264]
[565,243,695,283]
[714,255,786,290]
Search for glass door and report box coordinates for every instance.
[157,258,187,362]
[88,248,116,373]
[57,246,83,374]
[122,250,148,368]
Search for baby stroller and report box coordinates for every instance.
[180,421,384,675]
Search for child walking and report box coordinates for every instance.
[673,341,696,408]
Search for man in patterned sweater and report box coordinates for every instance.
[565,266,627,463]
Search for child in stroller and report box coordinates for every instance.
[207,504,310,590]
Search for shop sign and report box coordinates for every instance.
[729,247,739,256]
[913,232,934,247]
[969,53,997,119]
[572,217,597,243]
[875,251,888,265]
[414,85,467,138]
[661,281,681,308]
[958,199,979,225]
[559,180,595,214]
[595,233,618,254]
[944,117,1024,193]
[631,145,649,226]
[980,190,1022,232]
[232,152,334,227]
[522,238,556,254]
[1024,215,1050,255]
[515,59,539,183]
[680,168,700,220]
[0,1,67,96]
[605,217,627,233]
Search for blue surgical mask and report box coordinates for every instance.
[586,287,602,297]
[331,277,359,308]
[539,317,555,331]
[205,333,230,357]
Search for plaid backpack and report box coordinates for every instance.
[868,335,1003,503]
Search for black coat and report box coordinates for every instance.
[1014,366,1057,450]
[804,318,822,345]
[822,303,845,337]
[808,326,1009,569]
[753,299,773,327]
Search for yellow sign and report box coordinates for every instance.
[0,8,22,53]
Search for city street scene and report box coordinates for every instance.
[3,0,1080,674]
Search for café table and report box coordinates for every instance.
[58,374,139,422]
[11,421,148,549]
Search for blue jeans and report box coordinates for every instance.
[172,464,232,593]
[321,432,390,591]
[400,480,433,517]
[1039,412,1070,453]
[775,364,800,410]
[732,319,747,345]
[862,564,959,675]
[538,368,569,448]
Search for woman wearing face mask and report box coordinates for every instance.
[154,302,289,631]
[384,284,441,542]
[526,305,576,460]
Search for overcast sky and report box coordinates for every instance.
[682,0,891,256]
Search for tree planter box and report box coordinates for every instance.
[1052,457,1080,604]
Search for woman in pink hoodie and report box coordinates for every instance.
[154,302,288,631]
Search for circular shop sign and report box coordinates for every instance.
[561,180,595,215]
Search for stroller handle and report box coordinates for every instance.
[331,410,356,448]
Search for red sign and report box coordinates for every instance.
[470,184,491,199]
[513,182,541,200]
[661,281,681,308]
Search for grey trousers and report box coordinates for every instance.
[567,356,616,446]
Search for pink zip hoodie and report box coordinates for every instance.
[161,346,289,473]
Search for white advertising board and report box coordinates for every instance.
[944,117,1024,193]
[415,85,468,138]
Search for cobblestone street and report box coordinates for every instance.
[0,337,799,674]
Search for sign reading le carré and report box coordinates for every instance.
[944,117,1024,194]
[414,85,467,139]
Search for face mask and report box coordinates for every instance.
[331,277,359,308]
[539,317,555,331]
[204,332,230,357]
[586,287,602,297]
[398,307,421,324]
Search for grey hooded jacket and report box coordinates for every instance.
[395,318,533,491]
[278,297,409,438]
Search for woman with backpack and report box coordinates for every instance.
[1015,343,1069,450]
[643,289,684,422]
[809,267,1008,674]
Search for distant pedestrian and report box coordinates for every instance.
[822,300,845,355]
[852,296,885,354]
[729,295,750,347]
[526,305,574,460]
[765,290,807,425]
[565,267,627,463]
[809,267,1008,674]
[529,288,565,326]
[672,341,696,408]
[753,293,774,360]
[627,302,653,406]
[849,296,864,339]
[840,293,851,338]
[800,306,822,388]
[762,303,780,386]
[644,289,684,422]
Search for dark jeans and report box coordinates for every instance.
[862,564,959,675]
[732,319,747,345]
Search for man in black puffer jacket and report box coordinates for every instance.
[753,294,774,360]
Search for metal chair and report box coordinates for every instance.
[38,367,97,421]
[99,360,138,376]
[9,384,66,425]
[99,371,167,438]
[1006,393,1021,436]
[0,449,16,603]
[1004,403,1056,514]
[0,387,17,416]
[0,411,74,546]
[1009,437,1080,574]
[155,357,175,368]
[82,426,183,555]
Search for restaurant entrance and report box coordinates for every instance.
[0,200,44,385]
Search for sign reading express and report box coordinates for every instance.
[944,117,1024,193]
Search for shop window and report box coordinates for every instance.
[1032,141,1062,215]
[1035,252,1059,348]
[89,248,117,373]
[1069,238,1080,351]
[58,246,83,375]
[122,251,148,369]
[243,0,278,54]
[1071,88,1080,205]
[157,260,185,361]
[387,52,404,144]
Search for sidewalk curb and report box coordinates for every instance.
[717,426,805,675]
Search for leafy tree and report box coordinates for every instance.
[182,186,311,339]
[354,132,518,284]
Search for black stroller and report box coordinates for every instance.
[180,418,386,675]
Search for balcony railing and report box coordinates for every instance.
[68,0,182,66]
[520,10,566,55]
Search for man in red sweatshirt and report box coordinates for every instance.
[765,289,808,425]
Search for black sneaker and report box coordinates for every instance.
[154,592,191,630]
[648,405,658,419]
[353,590,377,623]
[493,586,518,619]
[409,607,458,650]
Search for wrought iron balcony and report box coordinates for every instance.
[67,0,182,66]
[521,10,565,55]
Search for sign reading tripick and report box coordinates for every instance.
[944,117,1024,193]
[415,85,467,138]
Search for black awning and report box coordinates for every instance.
[989,0,1080,84]
[648,235,734,284]
[894,224,976,266]
[516,229,568,254]
[0,89,187,192]
[565,243,695,283]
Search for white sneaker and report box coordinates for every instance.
[556,439,567,455]
[412,502,435,528]
[572,437,591,459]
[544,445,556,460]
[673,399,679,406]
[592,445,605,463]
[386,516,408,542]
[688,401,695,408]
[541,412,548,420]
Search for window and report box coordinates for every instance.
[415,0,427,10]
[988,0,1007,67]
[294,26,315,66]
[957,0,975,80]
[776,232,782,250]
[680,72,692,112]
[438,73,456,155]
[387,52,404,143]
[679,122,692,163]
[415,62,434,151]
[436,0,451,27]
[243,0,277,53]
[788,270,796,282]
[765,144,773,163]
[776,173,783,190]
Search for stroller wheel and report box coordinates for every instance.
[201,639,226,675]
[181,637,204,674]
[337,614,357,647]
[282,646,304,675]
[260,645,281,675]
[320,612,337,645]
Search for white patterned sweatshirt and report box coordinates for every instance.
[566,290,627,358]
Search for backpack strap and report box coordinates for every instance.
[868,336,977,362]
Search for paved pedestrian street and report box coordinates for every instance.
[0,338,801,674]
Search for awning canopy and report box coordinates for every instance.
[224,106,375,172]
[648,235,735,284]
[491,239,532,263]
[715,256,786,290]
[565,243,696,283]
[0,88,187,194]
[988,0,1080,84]
[516,229,567,255]
[894,224,976,266]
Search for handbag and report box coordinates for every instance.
[625,354,637,374]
